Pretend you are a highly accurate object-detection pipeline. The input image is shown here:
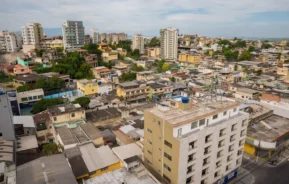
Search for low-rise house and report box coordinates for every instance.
[112,65,129,76]
[47,103,86,126]
[16,56,34,67]
[136,71,155,81]
[102,50,118,61]
[148,82,173,100]
[16,89,44,114]
[86,108,121,127]
[12,65,31,75]
[91,66,111,79]
[77,79,98,96]
[117,81,149,103]
[146,47,160,59]
[14,74,38,85]
[33,111,54,144]
[178,52,201,65]
[65,143,121,179]
[234,88,260,100]
[84,54,98,68]
[39,72,70,83]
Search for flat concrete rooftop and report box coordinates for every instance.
[148,100,239,127]
[247,115,289,142]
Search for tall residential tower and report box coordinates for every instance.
[21,22,43,53]
[144,97,248,184]
[0,31,22,52]
[90,28,99,44]
[62,20,85,51]
[132,34,144,53]
[160,28,178,61]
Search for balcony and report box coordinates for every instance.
[217,152,223,158]
[240,131,246,137]
[219,131,226,137]
[230,136,236,142]
[237,150,243,156]
[188,155,196,163]
[202,169,208,177]
[231,126,237,132]
[218,141,225,148]
[189,142,197,150]
[205,135,212,144]
[204,149,211,155]
[216,162,221,168]
[227,157,233,162]
[229,147,234,152]
[203,160,210,167]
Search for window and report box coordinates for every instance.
[202,168,208,176]
[199,119,205,126]
[223,111,227,116]
[189,140,197,150]
[213,114,218,119]
[21,97,28,102]
[187,165,193,174]
[147,128,152,133]
[71,113,75,117]
[33,96,37,100]
[164,152,172,161]
[148,140,152,145]
[158,121,161,125]
[164,140,172,148]
[100,166,108,171]
[191,121,198,129]
[188,153,195,162]
[205,134,212,143]
[164,163,171,172]
[219,128,226,137]
[147,150,152,155]
[204,146,211,155]
[163,174,171,183]
[38,95,43,99]
[53,117,57,121]
[177,128,182,137]
[233,108,237,112]
[231,124,237,131]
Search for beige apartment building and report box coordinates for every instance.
[132,34,144,53]
[144,97,249,184]
[147,47,160,59]
[21,22,44,53]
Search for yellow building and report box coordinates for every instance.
[147,47,160,59]
[67,144,122,180]
[50,39,63,48]
[102,50,118,61]
[117,48,127,56]
[144,97,248,184]
[77,79,98,96]
[178,53,201,65]
[277,67,289,76]
[47,103,86,125]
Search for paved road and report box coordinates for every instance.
[240,157,289,184]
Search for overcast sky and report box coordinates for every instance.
[1,0,289,38]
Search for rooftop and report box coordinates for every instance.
[247,115,289,142]
[112,143,142,161]
[17,154,77,184]
[47,103,83,116]
[79,144,119,172]
[147,100,239,127]
[13,116,35,128]
[14,74,38,82]
[237,88,260,94]
[80,123,103,140]
[86,108,121,123]
[16,135,38,152]
[56,126,78,145]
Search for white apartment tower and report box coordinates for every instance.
[132,34,144,53]
[90,28,99,44]
[0,31,22,52]
[160,27,178,61]
[62,20,85,50]
[144,97,249,184]
[21,22,43,53]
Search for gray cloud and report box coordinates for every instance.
[0,0,289,37]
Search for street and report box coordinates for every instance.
[237,157,289,184]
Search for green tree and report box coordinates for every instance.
[131,63,145,72]
[102,39,107,43]
[43,143,64,156]
[157,59,166,73]
[162,63,170,72]
[119,71,136,82]
[248,46,255,52]
[218,39,231,46]
[130,49,140,59]
[146,37,160,47]
[31,98,64,114]
[0,71,14,82]
[262,43,272,49]
[239,51,251,61]
[170,76,176,82]
[284,60,289,63]
[35,49,45,57]
[73,96,90,108]
[222,47,239,61]
[119,96,124,101]
[35,77,66,91]
[16,84,31,92]
[234,40,246,48]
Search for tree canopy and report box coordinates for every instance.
[146,37,160,47]
[131,63,145,72]
[16,84,31,92]
[222,48,239,61]
[248,46,255,52]
[35,77,66,91]
[31,98,64,114]
[156,60,168,73]
[73,96,90,108]
[262,43,272,49]
[119,71,136,82]
[234,40,246,48]
[239,51,251,61]
[43,143,64,156]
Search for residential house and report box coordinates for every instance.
[84,54,98,68]
[77,79,98,96]
[146,47,160,59]
[91,66,111,79]
[234,88,260,100]
[102,50,118,61]
[178,52,201,65]
[148,82,173,100]
[117,81,149,103]
[86,108,121,127]
[136,71,155,81]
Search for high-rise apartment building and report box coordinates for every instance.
[0,94,15,141]
[62,20,85,51]
[0,31,22,52]
[99,33,128,44]
[21,22,43,53]
[90,28,99,44]
[144,97,249,184]
[132,34,144,53]
[160,27,178,61]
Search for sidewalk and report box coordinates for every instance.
[231,167,255,184]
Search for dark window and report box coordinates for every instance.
[199,119,206,126]
[164,140,172,148]
[163,174,171,183]
[191,121,198,129]
[164,163,171,172]
[213,114,218,119]
[164,152,172,161]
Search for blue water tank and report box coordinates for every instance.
[0,91,4,95]
[181,96,189,104]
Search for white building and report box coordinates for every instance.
[0,31,22,52]
[132,34,144,53]
[62,20,85,51]
[90,28,99,44]
[21,22,44,53]
[144,97,249,184]
[160,27,179,61]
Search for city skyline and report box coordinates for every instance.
[0,0,289,38]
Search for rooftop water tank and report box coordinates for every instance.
[181,96,189,104]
